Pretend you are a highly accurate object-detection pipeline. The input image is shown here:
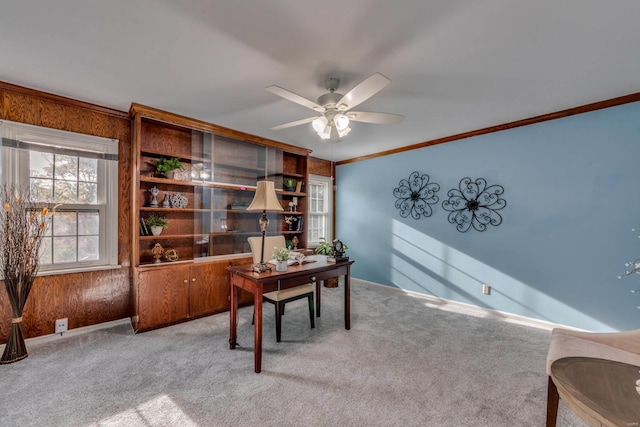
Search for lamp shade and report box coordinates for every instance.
[247,181,284,212]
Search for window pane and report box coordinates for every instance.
[30,178,53,201]
[78,182,97,204]
[79,236,99,261]
[54,155,78,180]
[54,180,78,203]
[54,211,77,236]
[53,236,77,263]
[79,158,98,183]
[30,152,54,178]
[78,211,99,235]
[39,237,52,265]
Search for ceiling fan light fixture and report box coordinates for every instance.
[312,116,328,133]
[319,127,331,139]
[337,126,351,138]
[334,113,350,131]
[267,72,400,142]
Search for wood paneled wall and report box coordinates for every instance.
[0,81,132,343]
[309,157,333,177]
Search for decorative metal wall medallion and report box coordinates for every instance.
[442,177,506,232]
[393,171,440,219]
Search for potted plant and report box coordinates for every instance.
[154,157,184,178]
[272,246,291,272]
[314,237,333,256]
[283,177,297,192]
[146,214,169,236]
[314,238,348,288]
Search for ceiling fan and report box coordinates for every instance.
[266,72,403,142]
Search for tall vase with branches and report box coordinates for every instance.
[0,185,55,364]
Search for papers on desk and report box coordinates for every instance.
[268,259,296,266]
[268,253,317,266]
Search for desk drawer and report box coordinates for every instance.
[279,267,348,288]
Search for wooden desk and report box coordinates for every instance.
[228,256,354,373]
[547,357,640,427]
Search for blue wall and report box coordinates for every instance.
[336,101,640,332]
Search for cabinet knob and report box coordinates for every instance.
[191,277,196,282]
[310,276,316,282]
[183,279,188,284]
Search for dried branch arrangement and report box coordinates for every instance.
[0,184,56,363]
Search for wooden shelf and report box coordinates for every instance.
[131,103,310,331]
[141,207,209,213]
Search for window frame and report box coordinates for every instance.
[307,174,334,248]
[0,119,119,274]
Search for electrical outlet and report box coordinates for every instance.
[55,318,68,334]
[482,284,491,295]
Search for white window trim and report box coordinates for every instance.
[307,174,333,248]
[0,119,119,273]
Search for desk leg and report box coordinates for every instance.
[315,280,321,317]
[229,274,237,349]
[546,376,559,427]
[254,290,263,373]
[345,269,351,330]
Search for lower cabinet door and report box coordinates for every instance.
[137,266,190,330]
[189,262,230,317]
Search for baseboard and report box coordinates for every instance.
[0,318,132,351]
[1,279,583,351]
[352,278,585,332]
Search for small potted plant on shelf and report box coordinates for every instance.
[154,157,184,179]
[272,247,291,272]
[146,214,169,236]
[283,177,297,192]
[314,238,348,288]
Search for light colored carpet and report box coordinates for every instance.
[0,280,584,426]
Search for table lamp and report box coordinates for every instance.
[247,180,283,272]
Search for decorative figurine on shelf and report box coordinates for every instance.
[292,235,299,250]
[284,216,296,231]
[164,249,179,262]
[292,197,298,212]
[149,186,159,207]
[161,194,170,208]
[152,243,164,264]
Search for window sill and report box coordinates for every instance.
[37,264,123,277]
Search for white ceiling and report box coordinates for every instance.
[1,1,639,161]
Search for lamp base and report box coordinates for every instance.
[252,262,272,273]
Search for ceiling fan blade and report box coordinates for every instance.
[270,116,318,130]
[348,111,404,124]
[337,73,390,111]
[266,85,325,112]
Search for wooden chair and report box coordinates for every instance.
[248,236,315,342]
[545,328,640,426]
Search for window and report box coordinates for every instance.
[0,120,119,273]
[307,174,333,247]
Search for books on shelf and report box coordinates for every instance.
[139,218,150,236]
[295,180,304,193]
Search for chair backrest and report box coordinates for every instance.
[248,235,287,264]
